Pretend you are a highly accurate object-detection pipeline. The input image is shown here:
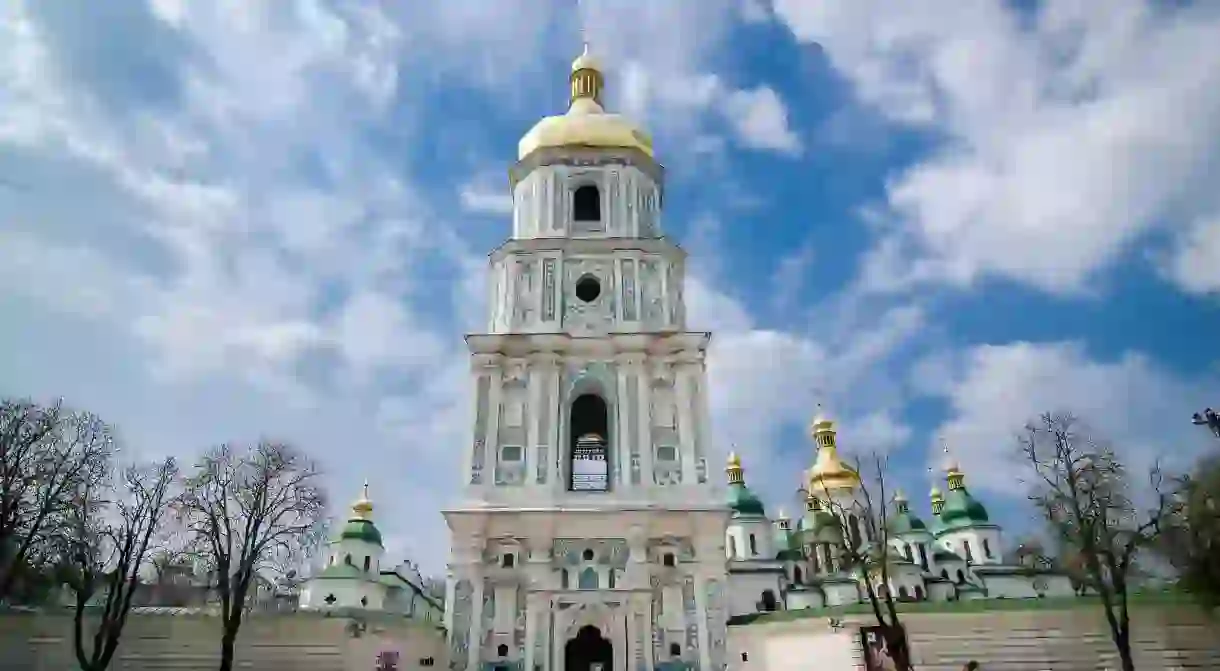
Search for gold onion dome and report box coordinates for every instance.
[517,44,655,160]
[339,481,382,546]
[725,452,765,517]
[807,411,861,492]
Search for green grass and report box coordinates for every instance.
[728,590,1198,626]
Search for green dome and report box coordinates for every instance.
[797,510,841,538]
[727,482,766,517]
[938,488,990,531]
[338,518,383,545]
[888,509,928,535]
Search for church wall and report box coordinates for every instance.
[300,576,384,610]
[461,345,717,508]
[726,519,773,561]
[726,606,1220,671]
[485,242,686,336]
[726,571,785,617]
[0,609,448,671]
[937,526,1002,566]
[511,163,661,240]
[443,511,729,671]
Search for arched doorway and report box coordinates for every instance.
[570,394,609,491]
[565,625,612,671]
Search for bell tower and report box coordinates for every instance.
[444,44,730,671]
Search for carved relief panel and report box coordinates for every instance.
[496,360,529,487]
[562,257,617,334]
[511,259,538,328]
[650,364,681,486]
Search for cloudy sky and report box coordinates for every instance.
[2,0,1219,575]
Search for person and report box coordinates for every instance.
[963,661,980,670]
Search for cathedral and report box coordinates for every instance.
[294,43,1076,671]
[722,425,1075,620]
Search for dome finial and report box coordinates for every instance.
[941,436,966,491]
[725,449,744,485]
[569,19,604,108]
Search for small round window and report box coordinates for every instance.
[575,275,601,303]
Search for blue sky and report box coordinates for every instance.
[2,0,1219,575]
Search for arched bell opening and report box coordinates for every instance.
[569,393,611,492]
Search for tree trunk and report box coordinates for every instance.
[217,628,238,671]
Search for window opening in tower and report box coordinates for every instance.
[573,185,601,222]
[569,394,609,491]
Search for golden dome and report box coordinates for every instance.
[806,407,860,492]
[517,45,654,160]
[351,480,374,520]
[930,485,943,500]
[726,451,742,469]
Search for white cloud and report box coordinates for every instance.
[1161,213,1220,296]
[772,0,1220,295]
[722,86,802,154]
[919,341,1218,496]
[459,176,514,217]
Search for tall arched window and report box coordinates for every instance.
[760,590,778,611]
[573,185,601,222]
[748,533,758,556]
[983,538,993,559]
[727,536,737,559]
[793,566,803,584]
[363,556,371,572]
[569,394,609,491]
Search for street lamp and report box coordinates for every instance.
[1191,408,1220,439]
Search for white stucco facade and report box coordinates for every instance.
[299,486,445,626]
[444,48,729,671]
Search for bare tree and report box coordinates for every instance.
[175,441,326,671]
[60,457,178,671]
[806,451,912,671]
[1,399,115,602]
[1018,412,1173,671]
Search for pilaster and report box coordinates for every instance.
[693,573,712,671]
[546,354,564,495]
[638,359,654,487]
[526,354,544,490]
[468,569,485,671]
[676,361,698,486]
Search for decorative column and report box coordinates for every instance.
[529,352,560,491]
[638,360,655,487]
[692,357,711,485]
[468,574,486,671]
[675,356,698,486]
[525,593,548,671]
[616,352,644,490]
[549,353,566,495]
[693,573,712,671]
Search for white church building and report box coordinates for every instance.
[298,43,1076,671]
